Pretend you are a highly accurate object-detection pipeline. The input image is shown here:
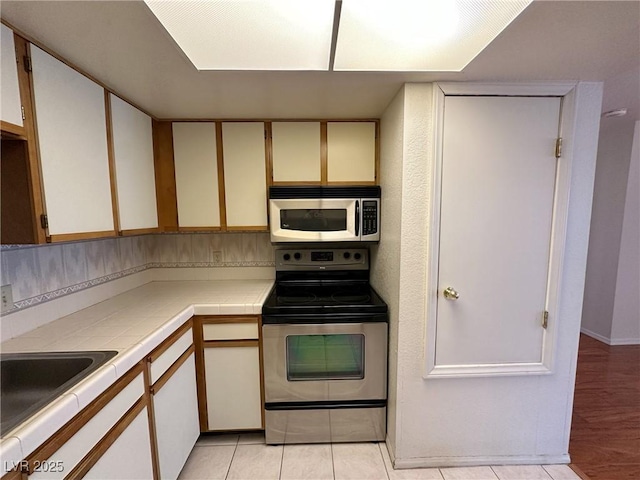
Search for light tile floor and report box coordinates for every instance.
[178,434,581,480]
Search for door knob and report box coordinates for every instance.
[443,287,460,300]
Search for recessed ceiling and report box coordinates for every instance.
[144,0,532,73]
[334,0,532,71]
[144,0,336,70]
[0,1,638,119]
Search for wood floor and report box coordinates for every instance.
[569,334,640,480]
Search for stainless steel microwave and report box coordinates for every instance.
[269,186,381,243]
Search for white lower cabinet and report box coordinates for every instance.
[82,408,154,480]
[26,369,150,480]
[152,353,199,480]
[204,346,262,430]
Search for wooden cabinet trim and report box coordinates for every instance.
[197,315,259,325]
[63,398,148,480]
[193,316,209,432]
[0,120,25,137]
[24,362,145,472]
[120,227,159,236]
[257,315,266,429]
[215,122,227,229]
[147,318,192,364]
[104,90,121,234]
[0,468,22,480]
[15,36,46,244]
[48,230,116,243]
[152,120,178,232]
[225,225,269,232]
[374,121,380,185]
[143,360,161,480]
[203,339,259,348]
[320,121,328,184]
[150,345,195,394]
[177,226,222,233]
[265,122,273,186]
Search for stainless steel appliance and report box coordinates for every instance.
[269,186,381,243]
[262,247,388,444]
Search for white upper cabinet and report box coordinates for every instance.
[31,46,114,237]
[222,122,268,228]
[272,122,321,183]
[173,122,221,228]
[1,24,23,128]
[109,94,158,232]
[327,122,376,183]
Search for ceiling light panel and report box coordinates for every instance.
[334,0,532,72]
[144,0,335,70]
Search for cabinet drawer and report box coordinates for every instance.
[29,373,145,480]
[150,328,193,384]
[203,322,259,341]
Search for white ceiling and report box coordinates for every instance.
[1,0,638,120]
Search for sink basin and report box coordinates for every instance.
[1,350,118,435]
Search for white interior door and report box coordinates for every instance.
[435,96,561,367]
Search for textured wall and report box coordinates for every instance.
[382,83,604,467]
[370,85,405,455]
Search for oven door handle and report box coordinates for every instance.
[355,200,360,238]
[262,314,389,325]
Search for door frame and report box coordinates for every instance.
[424,82,579,378]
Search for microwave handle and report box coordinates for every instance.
[355,200,360,237]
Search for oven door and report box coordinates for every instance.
[262,321,387,403]
[269,198,359,243]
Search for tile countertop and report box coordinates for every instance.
[0,279,274,468]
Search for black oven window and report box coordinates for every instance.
[280,209,347,232]
[286,334,364,381]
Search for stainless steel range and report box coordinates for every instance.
[261,247,388,444]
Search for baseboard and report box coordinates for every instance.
[581,328,640,345]
[580,328,612,344]
[609,337,640,346]
[393,454,571,469]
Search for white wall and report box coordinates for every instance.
[582,119,636,342]
[611,121,640,344]
[373,83,603,467]
[370,86,405,453]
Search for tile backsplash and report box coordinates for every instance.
[1,232,274,315]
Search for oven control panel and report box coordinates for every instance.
[276,248,368,270]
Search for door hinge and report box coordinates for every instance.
[21,105,26,121]
[40,214,48,230]
[542,310,549,329]
[23,55,32,73]
[555,138,562,159]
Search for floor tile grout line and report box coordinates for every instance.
[490,465,498,479]
[331,442,336,480]
[378,442,392,480]
[278,442,285,480]
[223,437,240,480]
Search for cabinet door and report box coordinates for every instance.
[82,408,154,480]
[153,353,200,480]
[31,46,114,237]
[204,346,262,430]
[327,122,376,183]
[173,122,221,228]
[222,122,268,228]
[272,122,321,183]
[109,94,158,232]
[1,25,23,129]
